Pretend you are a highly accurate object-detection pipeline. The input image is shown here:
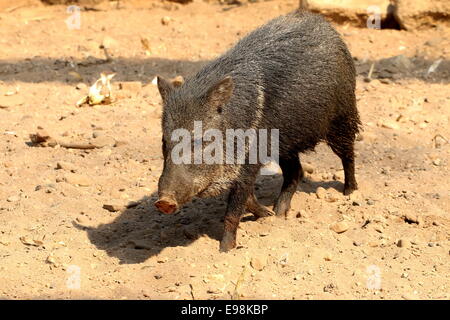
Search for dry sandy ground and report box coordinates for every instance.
[0,0,449,299]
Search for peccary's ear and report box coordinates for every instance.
[207,76,234,109]
[157,76,173,102]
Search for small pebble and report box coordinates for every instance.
[397,239,410,248]
[331,221,349,234]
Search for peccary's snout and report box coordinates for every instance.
[154,196,178,215]
[154,165,195,214]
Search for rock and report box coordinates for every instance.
[118,81,142,94]
[380,119,400,130]
[161,16,171,25]
[64,173,92,187]
[46,254,57,266]
[368,241,379,247]
[403,213,423,225]
[402,293,419,300]
[305,0,392,27]
[418,122,428,129]
[29,129,57,147]
[331,221,349,234]
[75,83,88,90]
[333,171,344,181]
[68,71,83,81]
[19,236,43,247]
[303,163,314,174]
[157,257,169,264]
[56,161,77,172]
[325,189,340,203]
[296,210,307,219]
[206,286,223,295]
[90,135,116,148]
[397,239,410,248]
[75,216,89,224]
[424,37,442,48]
[92,131,103,139]
[316,187,326,199]
[0,95,25,108]
[126,201,140,208]
[130,240,152,250]
[250,256,267,271]
[167,0,192,4]
[41,0,104,5]
[30,129,50,143]
[6,195,19,202]
[434,135,447,149]
[323,282,338,293]
[393,0,450,30]
[102,36,118,49]
[103,203,125,212]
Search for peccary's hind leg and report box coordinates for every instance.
[246,192,274,218]
[327,120,358,195]
[273,154,303,216]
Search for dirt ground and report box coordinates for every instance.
[0,0,449,300]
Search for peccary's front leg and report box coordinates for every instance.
[220,183,249,252]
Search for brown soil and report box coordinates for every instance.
[0,0,449,300]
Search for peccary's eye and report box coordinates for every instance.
[217,106,222,114]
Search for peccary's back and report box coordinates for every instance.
[189,11,358,154]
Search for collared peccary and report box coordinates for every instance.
[154,10,360,252]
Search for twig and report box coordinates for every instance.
[6,5,26,13]
[189,284,195,300]
[232,266,246,300]
[367,62,375,80]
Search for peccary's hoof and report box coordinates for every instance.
[254,206,275,219]
[273,203,290,217]
[219,232,237,252]
[343,185,357,196]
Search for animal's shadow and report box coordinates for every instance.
[79,173,344,264]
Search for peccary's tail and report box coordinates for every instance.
[298,0,309,11]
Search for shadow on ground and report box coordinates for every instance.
[0,57,208,84]
[0,56,449,84]
[77,173,344,265]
